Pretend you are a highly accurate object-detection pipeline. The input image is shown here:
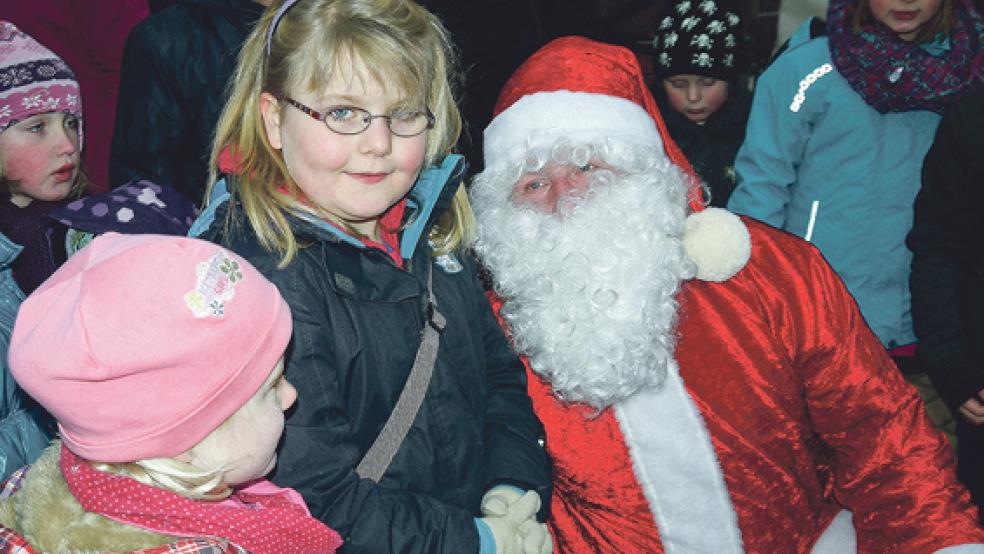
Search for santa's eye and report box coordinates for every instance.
[577,163,595,172]
[512,176,550,202]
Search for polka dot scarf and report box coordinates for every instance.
[60,445,343,554]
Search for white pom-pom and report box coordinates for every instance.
[682,207,750,282]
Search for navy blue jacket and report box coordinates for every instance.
[197,158,551,553]
[908,88,984,410]
[110,0,264,203]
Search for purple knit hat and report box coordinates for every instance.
[0,20,83,146]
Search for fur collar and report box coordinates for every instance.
[0,442,179,552]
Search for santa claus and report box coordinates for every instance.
[469,36,984,553]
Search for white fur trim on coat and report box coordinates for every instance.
[615,361,744,553]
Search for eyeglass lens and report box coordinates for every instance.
[284,97,433,137]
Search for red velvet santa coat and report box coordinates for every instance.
[496,218,984,553]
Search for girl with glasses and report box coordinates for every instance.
[194,1,552,553]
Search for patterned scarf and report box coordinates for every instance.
[60,445,343,554]
[827,0,984,113]
[0,188,68,295]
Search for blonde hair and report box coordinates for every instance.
[208,0,472,266]
[851,0,954,43]
[92,362,286,501]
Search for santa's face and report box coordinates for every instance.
[510,158,616,214]
[471,138,695,409]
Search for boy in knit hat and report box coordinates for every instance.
[635,0,751,207]
[0,233,342,554]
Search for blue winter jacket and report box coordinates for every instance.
[727,18,942,349]
[0,234,53,482]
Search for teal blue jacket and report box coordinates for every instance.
[728,19,943,348]
[0,234,53,482]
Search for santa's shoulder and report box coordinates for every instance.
[688,214,837,288]
[744,216,829,266]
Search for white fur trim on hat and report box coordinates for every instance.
[483,91,663,168]
[682,207,750,282]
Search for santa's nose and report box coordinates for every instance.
[547,165,591,197]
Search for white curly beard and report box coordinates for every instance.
[472,139,695,410]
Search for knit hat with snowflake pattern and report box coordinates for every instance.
[643,0,743,81]
[0,20,83,144]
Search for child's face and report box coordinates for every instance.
[662,75,729,124]
[193,357,297,485]
[260,55,428,241]
[867,0,944,41]
[0,112,80,205]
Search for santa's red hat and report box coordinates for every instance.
[483,36,750,282]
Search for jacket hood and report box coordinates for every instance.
[787,16,824,53]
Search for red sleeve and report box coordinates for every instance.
[757,222,984,551]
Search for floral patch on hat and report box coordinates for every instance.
[184,249,244,318]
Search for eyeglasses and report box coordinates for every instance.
[283,97,434,137]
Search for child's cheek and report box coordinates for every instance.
[3,146,46,184]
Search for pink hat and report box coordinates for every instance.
[8,233,292,463]
[0,20,84,146]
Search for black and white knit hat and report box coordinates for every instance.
[642,0,743,81]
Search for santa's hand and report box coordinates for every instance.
[481,485,526,518]
[479,490,542,554]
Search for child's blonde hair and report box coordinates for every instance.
[851,0,954,43]
[209,0,473,267]
[92,362,286,501]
